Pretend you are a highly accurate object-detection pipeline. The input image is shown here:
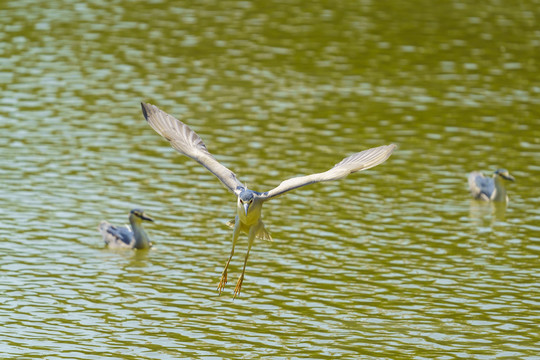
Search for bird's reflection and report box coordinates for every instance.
[469,199,507,225]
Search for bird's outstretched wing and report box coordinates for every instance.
[142,102,245,195]
[259,144,396,200]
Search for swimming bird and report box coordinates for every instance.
[141,102,396,298]
[99,209,154,249]
[468,169,515,202]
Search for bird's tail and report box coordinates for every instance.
[226,219,273,241]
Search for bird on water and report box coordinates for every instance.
[99,209,154,249]
[468,169,515,202]
[141,102,396,298]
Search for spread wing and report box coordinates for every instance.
[142,102,245,195]
[259,144,396,200]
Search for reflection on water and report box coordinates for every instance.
[1,0,540,358]
[469,200,508,225]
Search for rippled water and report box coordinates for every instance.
[1,0,539,358]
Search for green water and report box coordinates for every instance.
[1,0,539,358]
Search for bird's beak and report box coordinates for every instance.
[502,173,515,181]
[243,203,250,216]
[141,214,154,222]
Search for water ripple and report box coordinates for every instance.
[1,0,540,358]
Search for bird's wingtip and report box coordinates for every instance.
[380,143,397,158]
[141,102,150,121]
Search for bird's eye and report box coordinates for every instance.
[249,200,253,204]
[240,199,244,204]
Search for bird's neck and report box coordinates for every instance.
[130,218,150,249]
[492,176,508,202]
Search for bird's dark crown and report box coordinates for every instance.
[239,190,255,202]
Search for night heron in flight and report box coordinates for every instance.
[468,169,515,202]
[141,102,396,298]
[99,209,154,249]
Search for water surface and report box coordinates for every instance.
[1,0,539,358]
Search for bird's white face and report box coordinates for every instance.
[237,195,262,225]
[238,197,253,216]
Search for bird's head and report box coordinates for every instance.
[238,190,255,216]
[129,209,154,223]
[494,169,515,182]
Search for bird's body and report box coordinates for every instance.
[99,209,154,249]
[141,102,396,298]
[468,169,515,202]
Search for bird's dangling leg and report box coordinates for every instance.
[218,218,241,295]
[233,221,260,299]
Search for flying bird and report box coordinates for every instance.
[142,102,396,298]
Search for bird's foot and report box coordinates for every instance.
[217,269,228,295]
[233,273,244,299]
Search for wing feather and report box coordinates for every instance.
[468,171,494,201]
[260,144,396,200]
[142,102,245,195]
[99,221,134,248]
